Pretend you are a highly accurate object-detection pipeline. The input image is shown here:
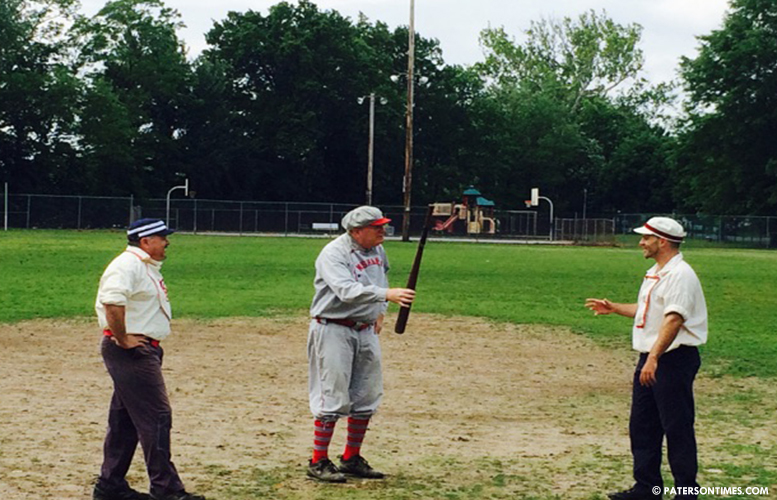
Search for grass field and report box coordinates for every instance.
[1,230,776,377]
[1,230,776,500]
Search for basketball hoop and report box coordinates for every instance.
[524,200,533,208]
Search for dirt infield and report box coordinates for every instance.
[1,315,775,499]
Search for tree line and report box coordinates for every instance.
[1,0,775,216]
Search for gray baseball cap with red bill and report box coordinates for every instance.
[633,216,686,243]
[341,206,391,230]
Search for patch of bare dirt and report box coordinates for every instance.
[0,315,774,499]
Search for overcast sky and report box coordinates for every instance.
[79,0,732,84]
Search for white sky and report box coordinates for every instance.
[79,0,732,84]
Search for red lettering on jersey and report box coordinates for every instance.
[355,257,382,271]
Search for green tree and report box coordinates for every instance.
[478,10,644,112]
[0,0,82,193]
[202,1,375,201]
[200,1,478,205]
[578,97,675,214]
[472,9,676,214]
[72,0,192,196]
[678,0,777,214]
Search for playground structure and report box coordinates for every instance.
[432,187,497,235]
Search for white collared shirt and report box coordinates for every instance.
[95,246,172,340]
[632,253,708,353]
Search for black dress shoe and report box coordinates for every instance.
[608,486,661,500]
[93,483,150,500]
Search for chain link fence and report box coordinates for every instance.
[1,193,543,239]
[613,213,777,247]
[557,218,616,244]
[2,191,776,247]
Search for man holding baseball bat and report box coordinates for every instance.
[306,206,415,483]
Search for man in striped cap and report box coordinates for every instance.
[586,217,708,500]
[93,219,206,500]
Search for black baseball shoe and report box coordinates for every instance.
[93,482,150,500]
[150,491,206,500]
[307,458,347,483]
[608,486,661,500]
[338,455,385,479]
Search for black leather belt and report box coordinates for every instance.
[315,317,373,331]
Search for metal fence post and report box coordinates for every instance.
[193,198,198,234]
[26,195,31,228]
[284,203,289,236]
[77,196,82,229]
[239,202,244,235]
[3,182,7,231]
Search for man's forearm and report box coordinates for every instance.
[104,304,128,342]
[614,302,638,318]
[648,312,684,360]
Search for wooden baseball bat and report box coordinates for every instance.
[394,205,434,334]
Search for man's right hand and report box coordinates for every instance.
[113,334,148,349]
[585,298,615,315]
[387,288,416,308]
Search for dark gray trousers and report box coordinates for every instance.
[630,345,701,499]
[98,337,184,496]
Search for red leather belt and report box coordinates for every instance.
[315,317,373,331]
[103,329,160,347]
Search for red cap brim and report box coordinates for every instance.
[370,217,392,226]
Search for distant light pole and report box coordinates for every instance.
[358,93,387,205]
[583,188,588,219]
[166,178,189,227]
[401,0,416,242]
[367,93,376,206]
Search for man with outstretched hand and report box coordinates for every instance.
[586,217,707,500]
[306,206,415,483]
[93,218,205,500]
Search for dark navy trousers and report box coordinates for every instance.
[98,337,184,496]
[630,345,701,498]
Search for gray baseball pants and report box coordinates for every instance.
[307,320,383,419]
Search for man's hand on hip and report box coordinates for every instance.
[113,334,149,349]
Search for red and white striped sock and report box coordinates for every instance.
[312,419,337,464]
[342,416,370,461]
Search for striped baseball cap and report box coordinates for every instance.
[127,218,175,241]
[633,217,686,243]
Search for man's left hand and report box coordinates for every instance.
[639,356,658,386]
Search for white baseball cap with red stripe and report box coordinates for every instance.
[633,216,686,243]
